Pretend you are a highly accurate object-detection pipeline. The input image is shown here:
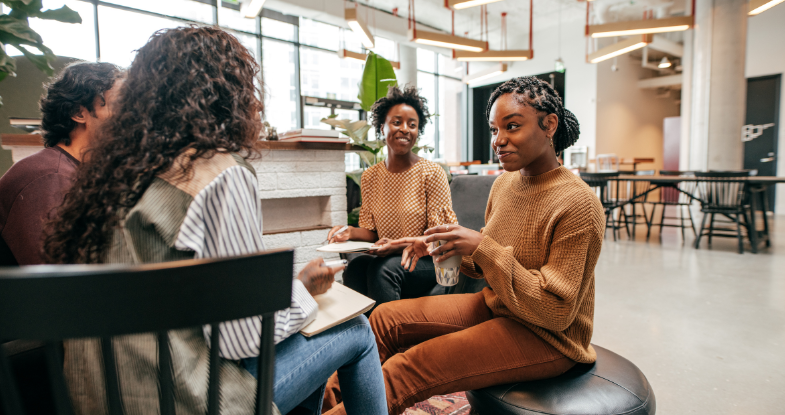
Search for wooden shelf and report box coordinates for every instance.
[1,134,43,147]
[256,140,364,151]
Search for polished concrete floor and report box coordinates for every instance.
[592,212,785,414]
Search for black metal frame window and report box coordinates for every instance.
[416,49,463,161]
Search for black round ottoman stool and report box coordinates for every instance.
[466,345,655,415]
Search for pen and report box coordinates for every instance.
[324,225,349,244]
[322,259,348,267]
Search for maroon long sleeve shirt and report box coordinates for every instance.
[0,146,79,266]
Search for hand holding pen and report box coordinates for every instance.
[326,225,351,244]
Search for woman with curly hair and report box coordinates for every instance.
[326,85,458,311]
[45,27,386,415]
[323,77,604,415]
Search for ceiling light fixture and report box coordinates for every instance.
[453,49,531,61]
[241,0,266,18]
[749,0,785,15]
[345,7,375,49]
[410,29,487,52]
[588,16,692,38]
[338,49,367,63]
[658,56,672,68]
[587,35,652,64]
[446,0,504,10]
[463,63,507,84]
[453,8,532,62]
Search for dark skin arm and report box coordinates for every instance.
[389,224,484,271]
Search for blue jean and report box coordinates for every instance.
[239,315,386,415]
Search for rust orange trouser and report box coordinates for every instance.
[323,291,576,415]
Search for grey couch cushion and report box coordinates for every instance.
[449,175,498,232]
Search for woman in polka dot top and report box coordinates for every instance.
[327,85,458,311]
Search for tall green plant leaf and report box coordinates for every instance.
[34,5,81,23]
[357,51,397,112]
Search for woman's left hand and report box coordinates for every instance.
[423,224,484,263]
[372,238,405,257]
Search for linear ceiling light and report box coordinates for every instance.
[453,49,532,61]
[338,49,367,63]
[658,57,672,68]
[241,0,266,18]
[463,63,507,84]
[749,0,784,14]
[588,16,692,38]
[587,35,652,64]
[409,29,487,52]
[345,8,375,49]
[446,0,504,10]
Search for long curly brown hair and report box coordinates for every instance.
[45,26,263,264]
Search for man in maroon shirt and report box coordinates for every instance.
[0,62,123,265]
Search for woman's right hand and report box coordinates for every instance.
[388,237,430,271]
[297,258,344,296]
[327,225,352,244]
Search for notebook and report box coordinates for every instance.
[316,241,379,253]
[299,283,376,337]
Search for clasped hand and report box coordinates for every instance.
[388,224,484,271]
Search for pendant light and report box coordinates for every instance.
[587,35,652,64]
[749,0,785,15]
[447,0,504,10]
[345,6,375,49]
[658,56,672,68]
[453,7,532,61]
[408,0,487,52]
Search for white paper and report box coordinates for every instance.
[316,241,377,253]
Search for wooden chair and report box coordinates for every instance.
[621,170,655,239]
[0,250,294,415]
[647,170,698,242]
[693,172,750,253]
[580,172,629,241]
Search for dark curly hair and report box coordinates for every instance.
[370,85,431,139]
[39,61,123,147]
[44,26,263,264]
[486,76,580,154]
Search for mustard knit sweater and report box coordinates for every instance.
[461,166,605,364]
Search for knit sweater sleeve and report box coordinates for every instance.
[470,221,601,332]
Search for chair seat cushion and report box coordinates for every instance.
[466,345,655,415]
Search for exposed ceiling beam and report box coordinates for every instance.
[648,35,684,57]
[638,74,683,89]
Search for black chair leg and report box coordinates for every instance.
[735,214,744,254]
[659,203,667,240]
[708,213,715,248]
[679,205,686,241]
[646,204,656,241]
[695,211,709,249]
[687,204,697,237]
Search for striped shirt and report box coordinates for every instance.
[173,164,318,360]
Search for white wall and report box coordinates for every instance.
[595,54,681,173]
[745,3,785,214]
[466,14,599,160]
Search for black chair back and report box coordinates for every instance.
[658,170,697,204]
[449,175,498,232]
[694,172,747,209]
[579,172,620,205]
[0,250,294,415]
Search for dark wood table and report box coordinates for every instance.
[604,175,785,253]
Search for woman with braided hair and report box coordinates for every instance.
[322,76,605,415]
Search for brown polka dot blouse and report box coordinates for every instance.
[358,159,458,240]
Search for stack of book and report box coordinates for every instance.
[279,129,349,143]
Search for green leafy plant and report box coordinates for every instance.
[0,0,82,107]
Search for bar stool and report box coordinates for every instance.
[467,345,656,415]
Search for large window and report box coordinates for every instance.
[417,50,464,162]
[19,0,96,62]
[11,0,464,166]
